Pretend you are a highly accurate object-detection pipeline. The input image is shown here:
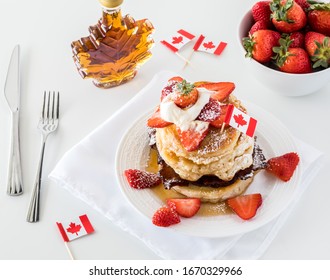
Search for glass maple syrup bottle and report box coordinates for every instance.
[71,0,154,89]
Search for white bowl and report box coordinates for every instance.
[238,10,330,97]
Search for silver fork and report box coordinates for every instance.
[27,91,60,223]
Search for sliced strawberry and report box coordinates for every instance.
[197,82,235,102]
[124,169,162,189]
[166,198,201,218]
[152,206,181,227]
[168,76,183,83]
[147,106,172,128]
[227,193,262,220]
[210,104,229,128]
[196,99,221,122]
[266,152,300,182]
[177,121,209,152]
[161,77,184,101]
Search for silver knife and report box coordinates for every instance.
[4,45,23,195]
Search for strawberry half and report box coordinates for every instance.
[147,106,172,128]
[266,152,300,182]
[166,198,201,218]
[210,104,229,128]
[177,121,209,152]
[227,193,263,220]
[152,206,181,227]
[196,99,221,122]
[197,82,235,102]
[124,169,162,189]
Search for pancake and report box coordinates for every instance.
[151,87,266,203]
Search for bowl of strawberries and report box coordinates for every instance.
[238,0,330,96]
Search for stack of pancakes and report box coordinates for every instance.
[153,95,266,203]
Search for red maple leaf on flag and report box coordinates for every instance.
[172,36,183,44]
[233,114,247,128]
[66,222,82,236]
[203,41,216,50]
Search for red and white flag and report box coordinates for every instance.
[193,34,227,55]
[224,104,257,137]
[56,214,94,242]
[161,29,195,52]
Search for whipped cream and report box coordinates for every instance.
[160,87,214,130]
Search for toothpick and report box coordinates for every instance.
[220,122,225,134]
[64,242,75,260]
[175,52,195,69]
[182,49,195,70]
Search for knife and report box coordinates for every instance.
[4,45,23,195]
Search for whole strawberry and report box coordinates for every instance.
[243,29,281,63]
[249,20,272,35]
[124,169,162,189]
[305,31,330,68]
[283,31,305,48]
[252,1,272,22]
[270,0,307,32]
[273,37,312,73]
[295,0,310,12]
[308,1,330,36]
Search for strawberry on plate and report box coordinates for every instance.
[210,104,229,128]
[152,206,181,227]
[124,169,162,189]
[161,76,184,101]
[196,99,221,122]
[172,79,198,108]
[196,82,235,102]
[227,193,263,220]
[166,198,201,218]
[266,152,300,182]
[147,106,172,128]
[176,121,209,152]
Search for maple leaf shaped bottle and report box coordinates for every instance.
[71,0,154,88]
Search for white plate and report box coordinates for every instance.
[115,101,301,238]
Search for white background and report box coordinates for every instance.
[0,0,329,260]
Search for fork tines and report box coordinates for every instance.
[41,91,59,124]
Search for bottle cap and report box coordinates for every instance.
[98,0,123,8]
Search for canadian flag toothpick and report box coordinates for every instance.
[161,29,195,66]
[193,34,227,55]
[161,29,195,52]
[224,104,257,137]
[56,214,95,259]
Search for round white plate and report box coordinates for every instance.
[115,101,301,238]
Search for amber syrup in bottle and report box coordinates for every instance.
[71,0,154,89]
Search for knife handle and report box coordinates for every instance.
[7,110,23,195]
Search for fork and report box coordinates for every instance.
[27,91,60,223]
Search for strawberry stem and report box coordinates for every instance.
[312,37,330,68]
[270,0,295,23]
[176,80,195,95]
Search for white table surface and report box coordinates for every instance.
[0,0,329,260]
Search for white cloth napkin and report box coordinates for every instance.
[49,71,325,260]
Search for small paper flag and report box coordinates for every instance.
[225,104,257,137]
[193,34,227,55]
[161,29,195,52]
[56,214,94,242]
